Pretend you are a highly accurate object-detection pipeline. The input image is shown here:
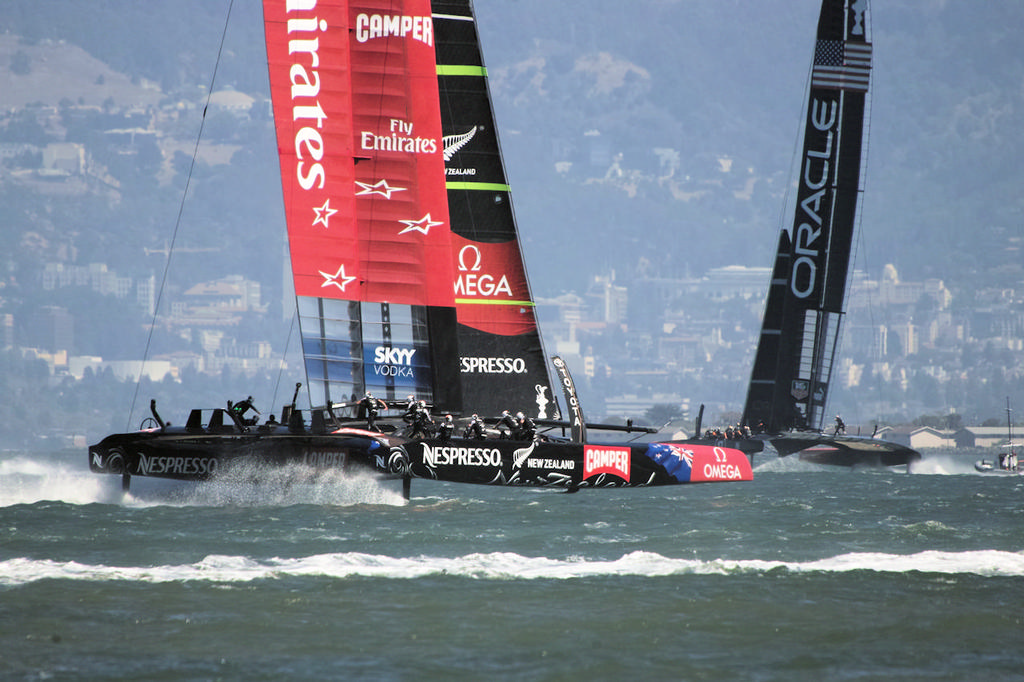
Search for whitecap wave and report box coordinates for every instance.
[3,549,1023,586]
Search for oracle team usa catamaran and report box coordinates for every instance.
[88,0,753,496]
[719,0,919,468]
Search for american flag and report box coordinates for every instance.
[811,40,872,92]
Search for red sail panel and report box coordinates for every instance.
[264,0,454,307]
[451,234,536,336]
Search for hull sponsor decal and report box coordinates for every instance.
[460,357,528,374]
[644,443,751,483]
[302,449,347,468]
[137,454,218,477]
[583,445,630,482]
[553,356,587,443]
[421,443,502,468]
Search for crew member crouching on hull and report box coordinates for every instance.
[437,414,454,442]
[497,410,516,439]
[463,414,485,439]
[516,411,536,441]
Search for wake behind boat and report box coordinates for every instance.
[89,0,752,495]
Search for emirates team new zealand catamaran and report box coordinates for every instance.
[88,0,753,495]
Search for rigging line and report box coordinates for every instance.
[126,0,237,430]
[841,88,874,427]
[271,309,298,417]
[849,14,889,426]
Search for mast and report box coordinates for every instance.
[743,0,871,433]
[1006,397,1015,458]
[431,1,556,420]
[264,0,461,412]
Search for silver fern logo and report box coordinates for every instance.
[443,126,478,161]
[512,441,537,469]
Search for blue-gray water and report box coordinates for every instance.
[2,450,1022,681]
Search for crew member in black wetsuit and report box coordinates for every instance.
[359,391,387,431]
[497,410,516,439]
[231,396,260,425]
[409,400,433,439]
[463,414,485,439]
[834,414,846,436]
[516,412,536,441]
[402,395,418,425]
[437,414,455,442]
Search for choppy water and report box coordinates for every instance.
[2,449,1022,681]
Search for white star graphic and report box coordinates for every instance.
[312,199,338,229]
[398,213,444,236]
[355,179,406,199]
[319,263,357,292]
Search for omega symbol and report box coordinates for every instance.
[458,245,482,272]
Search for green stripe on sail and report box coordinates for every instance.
[437,65,487,77]
[455,299,535,307]
[446,181,511,192]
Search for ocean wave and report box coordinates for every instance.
[3,549,1023,586]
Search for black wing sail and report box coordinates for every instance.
[431,1,557,420]
[743,0,871,433]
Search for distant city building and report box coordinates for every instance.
[26,305,74,353]
[42,142,85,174]
[954,427,1014,449]
[847,264,951,311]
[41,262,155,315]
[182,274,264,314]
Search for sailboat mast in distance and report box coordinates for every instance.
[264,0,461,411]
[743,0,871,433]
[432,1,556,420]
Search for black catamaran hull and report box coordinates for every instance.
[90,428,753,490]
[689,432,918,468]
[406,437,751,487]
[766,433,918,467]
[88,427,410,488]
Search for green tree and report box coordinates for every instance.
[644,403,682,427]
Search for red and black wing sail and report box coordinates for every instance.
[432,1,557,420]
